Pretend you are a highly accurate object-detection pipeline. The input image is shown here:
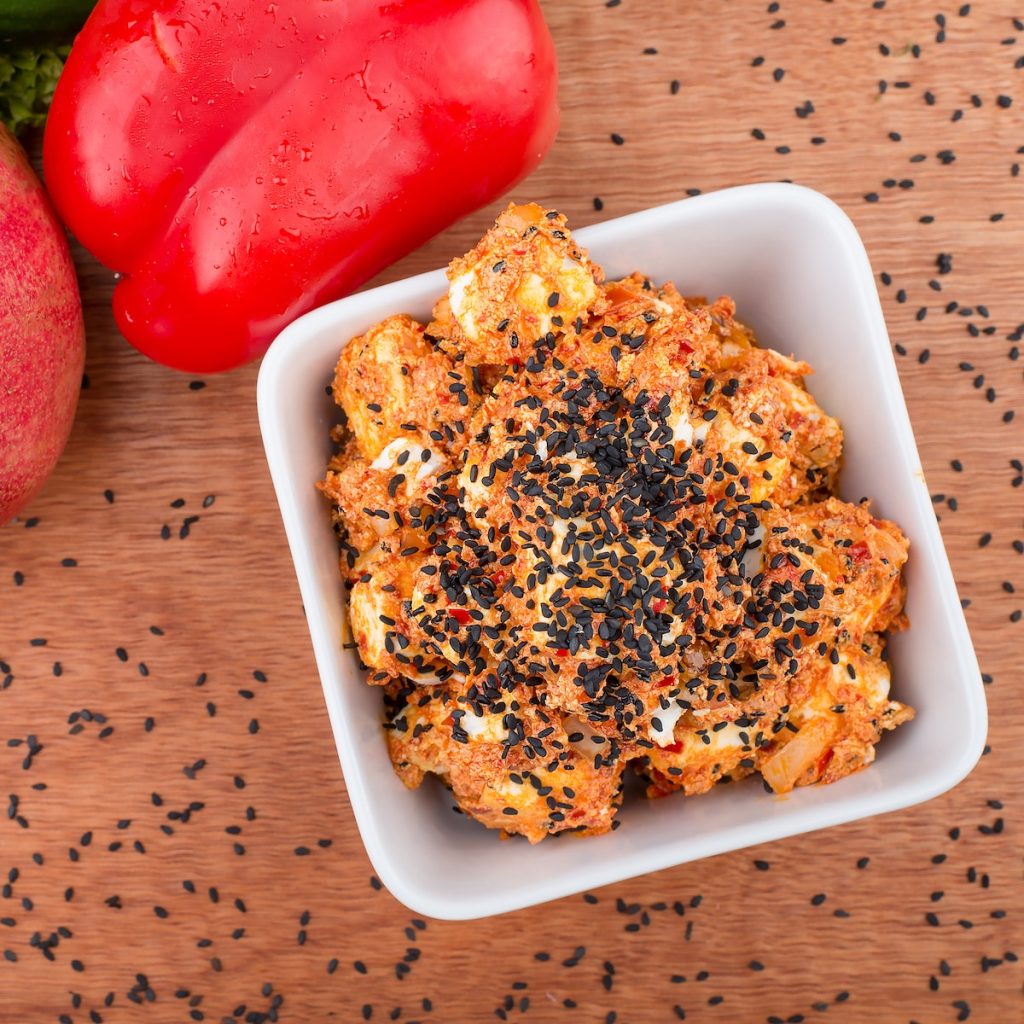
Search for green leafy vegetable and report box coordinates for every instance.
[0,45,69,136]
[0,0,97,38]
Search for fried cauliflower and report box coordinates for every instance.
[320,202,912,840]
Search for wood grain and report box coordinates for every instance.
[1,1,1022,1021]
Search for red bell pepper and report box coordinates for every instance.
[43,0,558,372]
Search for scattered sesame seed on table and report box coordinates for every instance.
[0,1,1021,1021]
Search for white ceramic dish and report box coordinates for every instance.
[257,183,987,921]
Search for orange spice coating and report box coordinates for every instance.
[320,203,911,840]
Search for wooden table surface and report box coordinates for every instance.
[2,2,1022,1021]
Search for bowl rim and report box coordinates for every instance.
[257,182,987,920]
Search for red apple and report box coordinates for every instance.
[0,124,85,525]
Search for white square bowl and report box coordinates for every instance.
[257,183,987,921]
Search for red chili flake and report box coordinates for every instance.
[657,675,675,687]
[653,599,667,613]
[815,748,835,775]
[556,648,569,657]
[679,340,694,355]
[662,740,683,754]
[849,540,872,564]
[449,608,471,625]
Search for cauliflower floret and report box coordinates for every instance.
[552,274,714,399]
[642,716,761,797]
[319,434,452,553]
[384,679,626,842]
[753,497,909,641]
[442,203,605,365]
[333,314,477,460]
[758,635,913,794]
[348,539,450,684]
[701,347,843,504]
